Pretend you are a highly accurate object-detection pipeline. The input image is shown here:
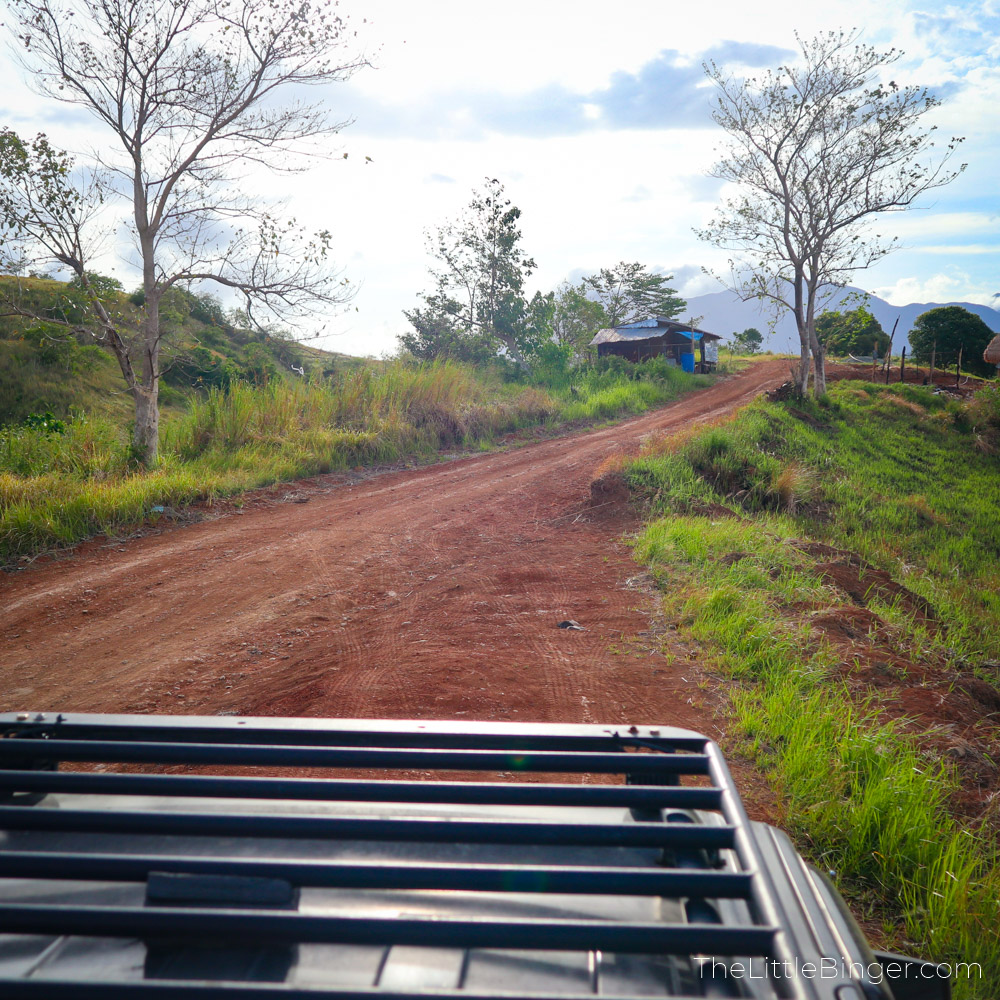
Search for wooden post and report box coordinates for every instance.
[884,316,898,385]
[929,341,936,386]
[900,346,906,383]
[956,345,963,387]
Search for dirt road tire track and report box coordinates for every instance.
[2,362,789,746]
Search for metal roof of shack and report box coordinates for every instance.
[590,317,722,346]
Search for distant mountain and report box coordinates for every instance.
[684,286,1000,352]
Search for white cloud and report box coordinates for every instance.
[911,244,1000,255]
[873,273,999,307]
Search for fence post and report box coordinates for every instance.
[900,346,906,384]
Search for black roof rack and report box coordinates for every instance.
[0,713,893,999]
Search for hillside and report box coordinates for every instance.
[0,276,364,425]
[686,285,1000,352]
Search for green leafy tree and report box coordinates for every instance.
[0,0,366,464]
[519,291,557,358]
[553,281,608,360]
[909,306,995,376]
[407,178,539,372]
[815,308,889,357]
[730,327,764,354]
[698,30,965,396]
[582,262,684,327]
[69,273,123,299]
[400,293,496,365]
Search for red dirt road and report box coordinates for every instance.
[1,362,789,738]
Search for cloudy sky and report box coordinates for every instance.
[2,0,998,356]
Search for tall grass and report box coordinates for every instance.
[1,359,706,561]
[628,381,1000,658]
[627,383,1000,997]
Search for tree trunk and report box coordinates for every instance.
[133,384,159,464]
[137,214,161,464]
[794,335,810,396]
[132,166,162,466]
[808,330,827,395]
[804,274,825,396]
[792,275,810,396]
[498,333,532,375]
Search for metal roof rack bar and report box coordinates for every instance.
[0,770,725,809]
[0,980,729,1000]
[0,903,779,955]
[0,740,712,775]
[1,714,710,752]
[0,852,755,898]
[0,805,738,849]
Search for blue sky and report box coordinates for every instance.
[2,0,998,355]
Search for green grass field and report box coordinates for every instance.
[626,380,1000,998]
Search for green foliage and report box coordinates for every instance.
[968,382,1000,430]
[0,275,366,428]
[582,261,685,327]
[729,327,763,354]
[400,292,495,364]
[525,339,574,388]
[553,281,607,360]
[162,346,235,392]
[21,410,66,434]
[0,129,83,265]
[815,307,889,357]
[628,383,1000,647]
[517,290,557,360]
[909,306,995,376]
[239,342,279,387]
[68,271,123,299]
[405,186,685,374]
[406,178,540,371]
[187,292,229,329]
[21,324,84,371]
[0,333,132,426]
[3,0,366,464]
[1,412,130,479]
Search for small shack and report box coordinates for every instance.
[590,317,723,372]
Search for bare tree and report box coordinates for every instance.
[0,0,367,462]
[697,30,965,395]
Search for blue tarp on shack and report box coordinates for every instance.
[590,317,716,347]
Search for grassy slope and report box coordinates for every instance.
[625,381,1000,998]
[0,275,364,425]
